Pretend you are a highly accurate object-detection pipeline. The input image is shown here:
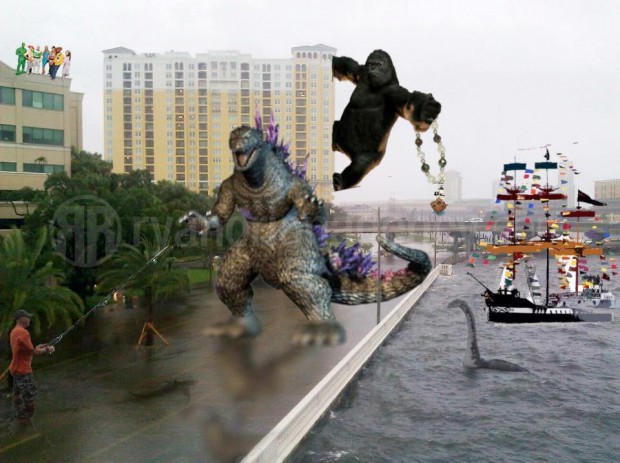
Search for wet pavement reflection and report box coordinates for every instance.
[0,268,408,462]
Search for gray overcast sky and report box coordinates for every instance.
[2,0,618,204]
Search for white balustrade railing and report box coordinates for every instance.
[242,266,441,463]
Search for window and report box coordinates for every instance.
[22,126,64,146]
[22,90,64,111]
[0,86,16,105]
[0,162,17,171]
[23,163,64,174]
[0,124,16,142]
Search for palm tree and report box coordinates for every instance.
[0,228,84,338]
[97,237,189,346]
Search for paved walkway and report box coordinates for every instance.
[0,273,408,462]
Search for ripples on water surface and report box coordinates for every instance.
[293,260,620,463]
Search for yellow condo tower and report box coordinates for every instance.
[103,45,336,201]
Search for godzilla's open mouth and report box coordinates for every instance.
[234,148,256,170]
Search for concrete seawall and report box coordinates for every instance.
[243,265,446,462]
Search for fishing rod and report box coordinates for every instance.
[466,271,492,292]
[45,244,172,347]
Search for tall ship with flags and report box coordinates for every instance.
[469,150,613,323]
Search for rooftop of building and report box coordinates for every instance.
[291,44,337,52]
[101,45,336,60]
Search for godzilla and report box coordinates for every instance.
[181,115,432,346]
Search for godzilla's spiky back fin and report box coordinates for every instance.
[330,237,431,305]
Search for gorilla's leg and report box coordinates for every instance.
[334,151,383,191]
[207,242,262,338]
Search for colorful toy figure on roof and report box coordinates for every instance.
[181,113,432,346]
[15,42,27,75]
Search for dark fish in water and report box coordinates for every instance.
[129,379,197,399]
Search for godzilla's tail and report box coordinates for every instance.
[330,236,432,305]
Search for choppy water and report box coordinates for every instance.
[292,259,620,463]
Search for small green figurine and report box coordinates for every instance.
[15,42,27,75]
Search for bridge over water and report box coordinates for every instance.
[325,219,620,236]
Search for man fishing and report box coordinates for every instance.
[8,310,55,433]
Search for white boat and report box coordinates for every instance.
[559,260,616,308]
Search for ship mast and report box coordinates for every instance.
[534,159,561,306]
[487,153,565,305]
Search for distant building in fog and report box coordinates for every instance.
[594,179,620,199]
[443,170,462,202]
[593,179,620,223]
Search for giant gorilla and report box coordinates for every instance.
[331,50,442,191]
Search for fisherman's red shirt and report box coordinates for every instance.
[9,325,35,375]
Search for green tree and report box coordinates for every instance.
[0,228,83,337]
[97,237,189,346]
[70,148,113,177]
[17,148,227,304]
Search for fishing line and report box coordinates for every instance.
[45,244,172,347]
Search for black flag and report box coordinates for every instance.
[544,148,550,160]
[577,190,607,206]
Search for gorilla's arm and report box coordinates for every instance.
[386,86,442,132]
[332,56,362,85]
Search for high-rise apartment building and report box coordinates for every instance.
[0,60,83,191]
[103,45,336,200]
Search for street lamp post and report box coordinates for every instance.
[376,206,381,325]
[362,204,382,325]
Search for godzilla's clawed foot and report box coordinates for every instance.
[292,321,346,346]
[203,314,262,339]
[332,173,343,192]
